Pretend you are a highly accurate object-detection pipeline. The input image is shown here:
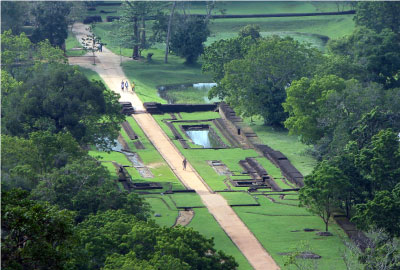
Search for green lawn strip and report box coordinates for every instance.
[66,30,86,57]
[89,150,131,166]
[246,118,317,176]
[233,196,349,269]
[221,192,259,205]
[187,1,348,15]
[168,193,204,208]
[101,161,118,178]
[268,194,300,207]
[142,195,179,227]
[188,208,253,270]
[77,66,108,88]
[178,111,220,121]
[123,117,184,190]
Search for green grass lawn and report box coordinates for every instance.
[189,208,253,270]
[66,30,86,57]
[221,192,259,205]
[142,195,179,227]
[245,117,317,176]
[233,196,349,269]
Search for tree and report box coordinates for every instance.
[1,1,26,34]
[357,129,400,193]
[359,231,400,270]
[78,210,238,270]
[284,75,347,144]
[31,157,149,222]
[202,30,259,83]
[238,24,261,40]
[314,54,366,81]
[170,16,210,64]
[1,132,83,191]
[1,189,78,270]
[165,1,177,63]
[118,1,160,59]
[1,30,66,79]
[30,1,72,48]
[328,27,400,88]
[354,2,400,34]
[299,161,348,232]
[2,63,124,149]
[213,36,321,126]
[353,183,400,237]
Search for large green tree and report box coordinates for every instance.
[1,132,83,190]
[1,189,78,270]
[214,36,321,126]
[30,1,71,48]
[78,210,237,270]
[0,1,26,34]
[31,157,149,222]
[328,27,400,88]
[354,2,400,34]
[170,16,210,64]
[2,64,124,149]
[202,34,259,84]
[357,129,400,193]
[284,75,347,144]
[353,183,400,237]
[118,1,161,59]
[299,161,349,232]
[1,30,66,79]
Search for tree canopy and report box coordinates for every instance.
[2,63,124,148]
[170,16,210,64]
[1,189,77,270]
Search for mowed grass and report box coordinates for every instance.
[187,1,352,15]
[245,118,317,176]
[154,111,355,268]
[221,192,259,205]
[233,196,349,269]
[142,195,179,227]
[189,208,253,270]
[66,30,86,57]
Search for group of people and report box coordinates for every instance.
[121,80,135,92]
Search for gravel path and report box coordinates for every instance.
[69,23,280,270]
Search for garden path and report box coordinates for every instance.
[69,23,279,270]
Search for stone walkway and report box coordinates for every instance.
[69,23,280,270]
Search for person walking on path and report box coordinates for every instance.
[182,158,187,170]
[125,81,129,91]
[121,80,125,91]
[131,81,135,92]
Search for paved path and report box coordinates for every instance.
[69,23,279,270]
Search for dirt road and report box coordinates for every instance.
[69,23,279,270]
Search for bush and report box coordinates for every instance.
[83,16,102,24]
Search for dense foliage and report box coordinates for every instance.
[170,16,210,64]
[1,28,238,270]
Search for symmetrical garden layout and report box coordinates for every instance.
[70,22,351,270]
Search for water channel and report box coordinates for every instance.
[185,128,223,148]
[109,139,154,178]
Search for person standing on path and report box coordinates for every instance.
[125,81,129,91]
[121,80,124,91]
[131,81,135,92]
[182,158,187,170]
